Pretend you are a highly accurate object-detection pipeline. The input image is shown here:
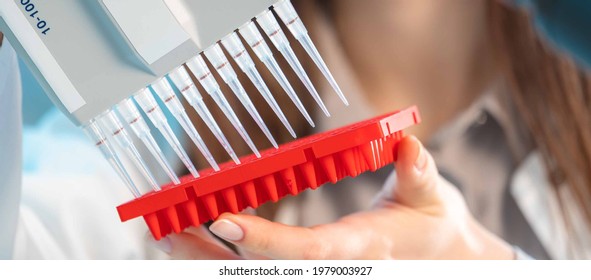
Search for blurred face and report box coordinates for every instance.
[330,0,489,83]
[325,0,493,139]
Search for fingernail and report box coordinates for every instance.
[413,138,427,173]
[209,219,244,241]
[146,234,172,254]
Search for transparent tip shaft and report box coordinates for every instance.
[83,121,141,198]
[221,33,296,138]
[175,109,221,171]
[202,46,279,148]
[263,56,315,127]
[227,78,279,148]
[279,45,330,117]
[297,34,348,106]
[140,132,181,184]
[151,78,220,171]
[256,11,330,117]
[213,88,263,157]
[185,55,261,157]
[238,21,315,127]
[274,0,349,105]
[134,89,200,178]
[168,66,240,164]
[243,66,296,138]
[96,110,160,191]
[116,98,180,185]
[193,99,241,164]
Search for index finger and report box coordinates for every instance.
[210,213,343,259]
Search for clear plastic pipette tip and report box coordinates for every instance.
[151,78,220,171]
[141,133,180,184]
[282,47,330,117]
[174,108,221,171]
[297,36,348,105]
[244,66,297,138]
[225,77,279,148]
[221,33,296,138]
[274,0,349,105]
[203,46,279,148]
[185,55,261,157]
[97,110,160,191]
[133,89,200,178]
[116,98,180,185]
[168,66,240,164]
[193,99,241,164]
[83,121,142,198]
[256,11,330,117]
[264,56,315,127]
[211,88,263,157]
[238,21,315,127]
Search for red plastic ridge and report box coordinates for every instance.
[117,106,421,240]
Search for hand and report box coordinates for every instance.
[149,136,514,259]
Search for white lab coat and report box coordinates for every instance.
[0,37,164,259]
[0,35,22,259]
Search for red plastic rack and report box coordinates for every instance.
[117,106,421,240]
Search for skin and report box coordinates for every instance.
[332,0,497,140]
[149,0,514,259]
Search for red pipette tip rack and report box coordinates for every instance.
[117,106,421,240]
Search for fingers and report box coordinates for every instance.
[390,135,441,208]
[146,227,241,260]
[236,246,272,260]
[233,209,271,260]
[184,226,229,249]
[208,213,336,259]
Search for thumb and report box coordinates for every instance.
[391,135,442,208]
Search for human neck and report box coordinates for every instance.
[332,0,497,140]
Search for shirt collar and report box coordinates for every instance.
[427,81,533,163]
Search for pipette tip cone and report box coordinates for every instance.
[209,89,261,157]
[297,37,349,107]
[261,58,315,127]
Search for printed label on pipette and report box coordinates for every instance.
[17,0,51,35]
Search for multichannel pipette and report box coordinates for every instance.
[1,0,349,201]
